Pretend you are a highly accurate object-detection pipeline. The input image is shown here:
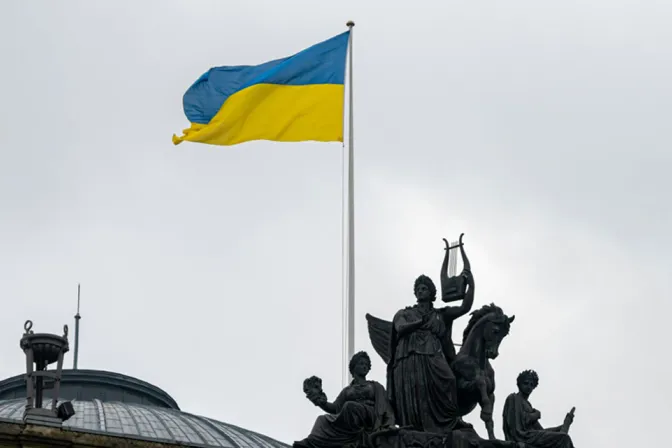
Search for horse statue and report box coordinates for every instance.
[453,304,515,437]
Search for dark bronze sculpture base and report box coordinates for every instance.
[371,427,519,448]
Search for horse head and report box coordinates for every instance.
[461,303,515,360]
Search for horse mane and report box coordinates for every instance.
[462,303,511,343]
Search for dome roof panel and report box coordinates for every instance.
[0,399,24,420]
[0,399,288,448]
[179,413,235,447]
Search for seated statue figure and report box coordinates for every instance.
[294,351,395,448]
[502,370,575,448]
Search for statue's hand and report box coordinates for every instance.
[564,407,575,427]
[303,376,327,407]
[461,268,473,285]
[306,390,327,407]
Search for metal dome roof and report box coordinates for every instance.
[0,398,288,448]
[0,369,179,410]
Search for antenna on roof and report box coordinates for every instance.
[73,283,81,370]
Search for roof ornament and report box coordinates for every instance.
[20,320,75,426]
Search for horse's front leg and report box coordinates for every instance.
[476,377,495,440]
[484,393,496,440]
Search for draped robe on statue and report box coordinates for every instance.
[298,381,394,448]
[502,393,574,448]
[388,305,459,433]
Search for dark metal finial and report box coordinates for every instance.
[73,284,81,370]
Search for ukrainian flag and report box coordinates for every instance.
[172,31,350,147]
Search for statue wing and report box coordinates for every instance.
[365,313,393,365]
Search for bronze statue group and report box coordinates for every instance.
[294,236,576,448]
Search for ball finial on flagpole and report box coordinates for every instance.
[346,21,355,28]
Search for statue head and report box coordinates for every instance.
[516,369,539,396]
[349,351,371,378]
[414,275,437,302]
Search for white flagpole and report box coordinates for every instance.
[344,20,355,386]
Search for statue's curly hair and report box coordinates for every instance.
[349,351,371,376]
[414,275,437,301]
[517,370,539,389]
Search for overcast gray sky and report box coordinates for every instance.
[1,1,670,446]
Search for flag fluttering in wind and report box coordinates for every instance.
[172,31,350,147]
